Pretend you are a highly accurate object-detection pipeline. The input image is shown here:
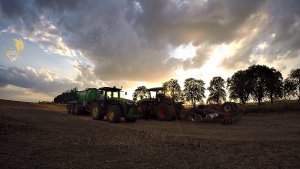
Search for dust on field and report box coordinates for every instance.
[0,99,299,169]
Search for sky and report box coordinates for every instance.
[0,0,300,102]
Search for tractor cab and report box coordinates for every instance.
[148,87,168,101]
[99,87,121,99]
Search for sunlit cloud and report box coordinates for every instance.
[169,43,196,61]
[257,42,268,50]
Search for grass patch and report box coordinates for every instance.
[244,100,300,113]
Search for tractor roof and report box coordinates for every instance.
[99,86,121,91]
[148,87,165,91]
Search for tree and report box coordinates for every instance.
[283,78,297,100]
[132,86,150,101]
[227,70,251,105]
[207,76,226,104]
[288,68,300,101]
[265,68,283,104]
[247,65,269,105]
[163,79,181,101]
[183,78,205,107]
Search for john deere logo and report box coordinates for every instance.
[6,38,24,61]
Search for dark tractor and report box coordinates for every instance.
[67,87,138,123]
[136,87,184,121]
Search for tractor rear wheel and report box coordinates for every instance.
[107,105,121,123]
[155,103,174,121]
[91,102,104,120]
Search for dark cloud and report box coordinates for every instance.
[1,0,299,82]
[220,0,300,69]
[135,0,265,45]
[0,0,39,31]
[266,0,300,57]
[0,66,78,96]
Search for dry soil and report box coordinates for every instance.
[0,99,299,169]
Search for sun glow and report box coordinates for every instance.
[200,44,232,80]
[169,43,197,61]
[173,43,238,97]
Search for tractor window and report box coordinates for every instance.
[150,91,156,98]
[150,90,164,98]
[113,91,120,98]
[107,91,120,98]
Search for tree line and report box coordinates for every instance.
[53,87,77,104]
[133,65,300,106]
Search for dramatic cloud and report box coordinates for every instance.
[1,0,300,101]
[0,0,269,81]
[0,65,78,96]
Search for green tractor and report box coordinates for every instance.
[67,87,138,123]
[136,87,184,121]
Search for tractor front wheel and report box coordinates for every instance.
[91,102,104,120]
[107,105,122,123]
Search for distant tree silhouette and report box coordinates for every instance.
[132,86,150,101]
[247,65,270,105]
[288,69,300,102]
[163,79,181,101]
[183,78,205,107]
[283,78,297,100]
[53,87,77,103]
[207,76,226,104]
[265,67,283,104]
[227,70,251,105]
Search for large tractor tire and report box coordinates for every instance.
[155,103,175,121]
[67,104,72,114]
[107,105,122,123]
[91,102,104,120]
